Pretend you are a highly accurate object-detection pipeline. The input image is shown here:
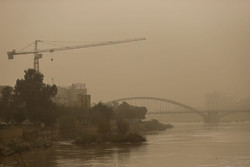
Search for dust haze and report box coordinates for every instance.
[1,0,250,109]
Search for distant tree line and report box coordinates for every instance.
[58,102,147,137]
[0,68,147,138]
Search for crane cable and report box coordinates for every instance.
[40,41,70,62]
[40,41,92,57]
[42,40,90,43]
[40,41,68,47]
[17,41,35,52]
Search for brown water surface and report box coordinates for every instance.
[1,122,250,167]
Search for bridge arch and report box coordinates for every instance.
[106,97,206,117]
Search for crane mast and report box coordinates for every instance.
[7,37,146,72]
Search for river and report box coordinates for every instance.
[1,121,250,167]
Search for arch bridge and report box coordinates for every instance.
[106,96,250,123]
[107,96,206,118]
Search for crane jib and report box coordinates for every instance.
[7,37,146,71]
[8,37,145,57]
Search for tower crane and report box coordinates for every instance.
[7,37,146,72]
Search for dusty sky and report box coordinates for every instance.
[0,0,249,109]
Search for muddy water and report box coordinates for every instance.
[1,122,250,167]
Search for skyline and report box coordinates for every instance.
[1,0,250,109]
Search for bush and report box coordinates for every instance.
[59,114,79,137]
[96,117,111,134]
[116,119,130,135]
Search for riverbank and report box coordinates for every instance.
[139,119,174,131]
[0,126,55,156]
[75,133,146,145]
[73,119,172,145]
[0,138,52,156]
[0,119,173,155]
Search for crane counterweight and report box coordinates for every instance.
[7,50,15,59]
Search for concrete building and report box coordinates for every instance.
[77,94,91,111]
[54,83,91,110]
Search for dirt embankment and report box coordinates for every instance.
[0,126,24,144]
[0,126,55,156]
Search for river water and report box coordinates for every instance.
[1,121,250,167]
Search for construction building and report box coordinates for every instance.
[54,83,91,111]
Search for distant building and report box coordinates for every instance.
[54,83,91,111]
[77,94,91,111]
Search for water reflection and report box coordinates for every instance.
[22,142,147,167]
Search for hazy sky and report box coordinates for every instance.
[1,0,249,109]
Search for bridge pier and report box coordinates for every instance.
[204,112,220,123]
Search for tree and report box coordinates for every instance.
[12,107,26,125]
[89,103,113,134]
[114,102,147,120]
[116,119,129,135]
[92,102,113,121]
[1,86,14,106]
[14,69,57,125]
[0,86,14,121]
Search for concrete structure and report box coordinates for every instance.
[77,94,91,111]
[54,83,91,110]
